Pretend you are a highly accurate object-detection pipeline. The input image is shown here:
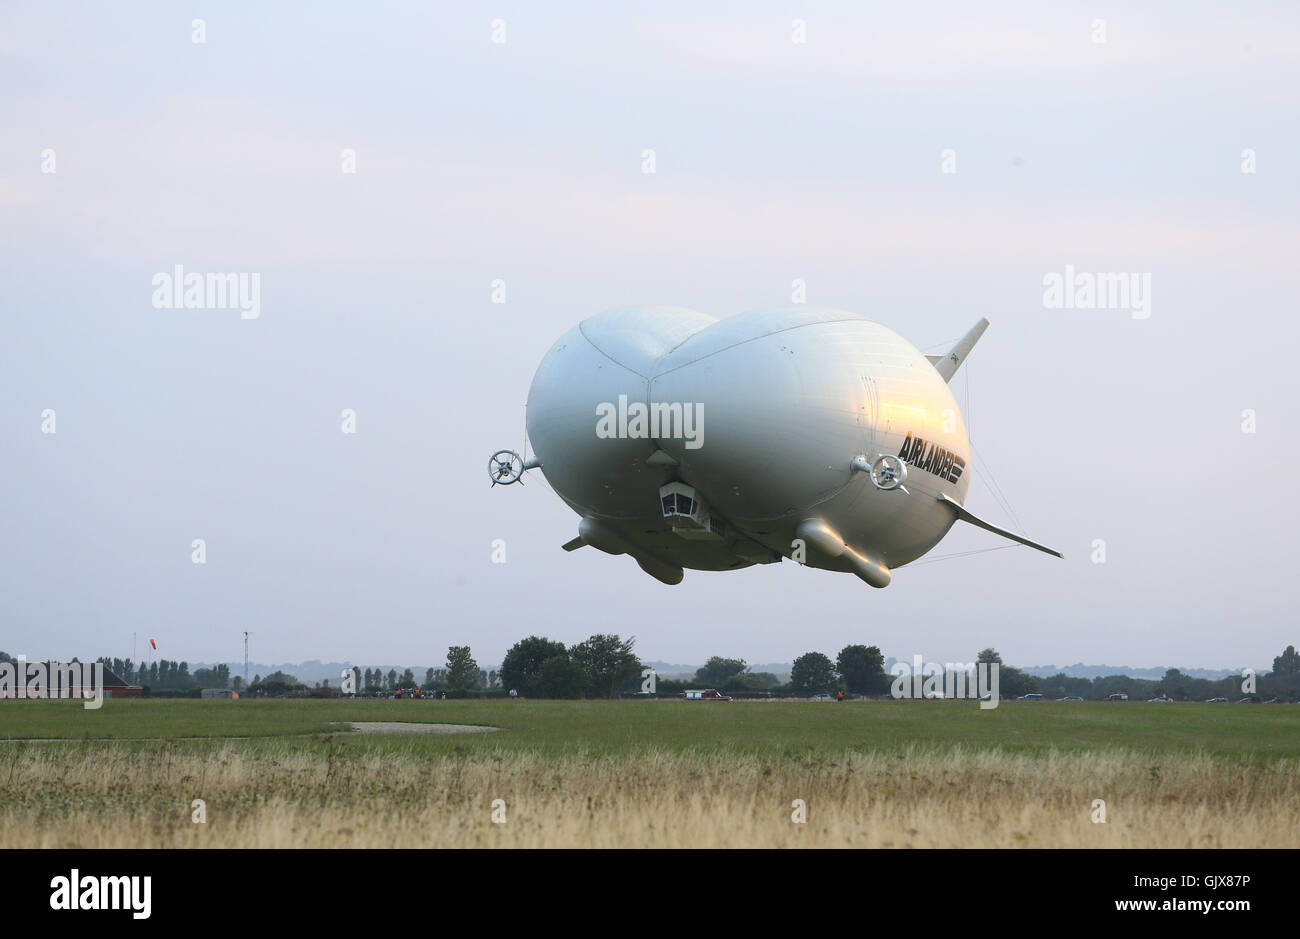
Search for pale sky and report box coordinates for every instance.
[2,2,1297,671]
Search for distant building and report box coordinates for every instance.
[100,667,143,698]
[200,689,239,699]
[0,662,142,699]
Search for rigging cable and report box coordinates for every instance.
[904,545,1015,568]
[970,441,1026,536]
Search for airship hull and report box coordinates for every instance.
[524,306,976,583]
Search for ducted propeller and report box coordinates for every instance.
[488,449,542,486]
[851,453,909,494]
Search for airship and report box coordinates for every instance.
[489,307,1059,588]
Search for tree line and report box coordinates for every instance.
[1036,646,1300,701]
[289,636,644,700]
[91,658,232,693]
[698,645,1300,701]
[6,642,1297,701]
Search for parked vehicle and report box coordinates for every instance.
[1017,693,1045,701]
[1060,696,1083,701]
[1105,693,1129,701]
[684,688,732,701]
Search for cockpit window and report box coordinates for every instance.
[662,493,698,517]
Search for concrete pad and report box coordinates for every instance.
[333,721,499,735]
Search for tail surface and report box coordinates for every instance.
[926,317,989,382]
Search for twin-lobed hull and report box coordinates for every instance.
[524,306,978,585]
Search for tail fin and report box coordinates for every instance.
[936,492,1063,558]
[927,317,989,383]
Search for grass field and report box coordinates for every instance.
[3,698,1298,848]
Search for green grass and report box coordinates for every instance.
[3,698,1298,763]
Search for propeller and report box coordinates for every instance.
[851,453,909,494]
[488,449,526,486]
[869,454,909,493]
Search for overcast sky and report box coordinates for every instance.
[2,2,1297,671]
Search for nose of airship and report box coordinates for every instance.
[525,307,718,518]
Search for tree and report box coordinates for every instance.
[570,634,642,698]
[1039,672,1091,699]
[836,645,887,695]
[500,636,568,696]
[997,667,1039,699]
[401,668,415,688]
[446,646,479,692]
[1162,668,1189,700]
[972,649,1036,697]
[721,671,781,693]
[694,657,748,686]
[248,671,305,697]
[790,652,837,696]
[1273,645,1300,681]
[1272,645,1300,699]
[536,655,586,698]
[386,668,397,690]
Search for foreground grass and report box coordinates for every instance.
[3,740,1297,848]
[3,700,1297,847]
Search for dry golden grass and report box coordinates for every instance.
[3,742,1298,848]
